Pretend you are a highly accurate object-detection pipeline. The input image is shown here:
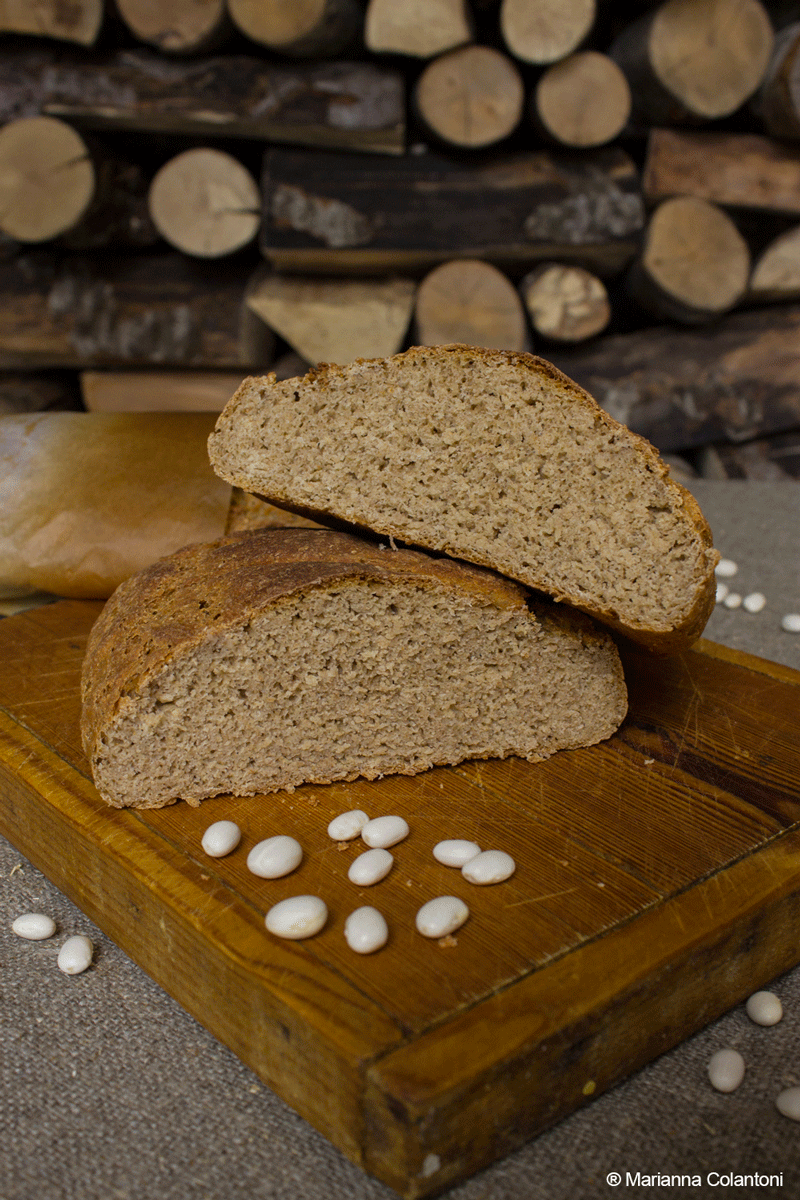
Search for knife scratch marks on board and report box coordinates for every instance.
[676,672,703,759]
[470,760,486,793]
[504,888,579,908]
[722,712,744,758]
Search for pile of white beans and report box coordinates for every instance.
[706,989,799,1120]
[11,912,93,975]
[714,557,800,633]
[200,808,515,954]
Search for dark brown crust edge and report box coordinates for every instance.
[209,344,719,655]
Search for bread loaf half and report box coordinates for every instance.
[80,527,627,809]
[208,345,719,653]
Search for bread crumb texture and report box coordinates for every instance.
[80,528,627,809]
[209,345,718,651]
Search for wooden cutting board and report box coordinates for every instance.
[2,599,800,1198]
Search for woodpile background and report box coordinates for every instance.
[2,0,800,481]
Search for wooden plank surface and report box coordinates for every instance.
[1,600,800,1197]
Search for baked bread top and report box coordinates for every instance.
[208,344,718,654]
[80,526,626,808]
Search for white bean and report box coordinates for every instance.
[201,820,241,858]
[745,990,782,1026]
[715,582,729,603]
[742,592,766,614]
[433,839,482,867]
[246,835,302,878]
[361,815,409,848]
[715,558,738,578]
[416,896,469,938]
[12,913,56,941]
[781,613,800,633]
[57,935,93,976]
[344,906,389,954]
[776,1086,800,1121]
[348,848,393,886]
[265,896,327,940]
[707,1048,745,1093]
[461,849,516,885]
[723,592,742,610]
[327,809,369,840]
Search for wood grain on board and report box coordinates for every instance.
[1,601,799,1197]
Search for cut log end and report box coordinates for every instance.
[650,0,775,119]
[757,22,800,140]
[364,0,472,58]
[521,264,610,342]
[227,0,361,56]
[749,224,800,301]
[246,272,416,365]
[534,51,632,148]
[115,0,229,54]
[415,258,528,351]
[0,116,95,243]
[0,0,103,44]
[500,0,595,65]
[148,148,260,259]
[636,196,751,322]
[415,45,525,148]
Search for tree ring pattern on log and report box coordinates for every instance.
[650,0,775,119]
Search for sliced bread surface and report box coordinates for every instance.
[80,527,627,809]
[208,344,718,653]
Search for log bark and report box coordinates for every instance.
[260,145,645,276]
[414,259,528,351]
[115,0,232,55]
[227,0,362,57]
[80,370,248,412]
[414,45,524,148]
[520,263,610,342]
[610,0,774,124]
[245,270,415,365]
[748,223,800,301]
[547,304,800,453]
[755,22,800,140]
[147,149,261,259]
[0,116,95,244]
[364,0,472,58]
[532,52,631,148]
[500,0,595,65]
[0,0,103,44]
[643,129,800,217]
[0,47,405,156]
[627,196,751,324]
[0,253,274,370]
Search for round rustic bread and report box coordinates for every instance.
[208,345,718,653]
[81,527,627,809]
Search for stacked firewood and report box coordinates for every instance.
[1,0,799,479]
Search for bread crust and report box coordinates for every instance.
[81,526,534,766]
[209,345,718,655]
[80,526,626,807]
